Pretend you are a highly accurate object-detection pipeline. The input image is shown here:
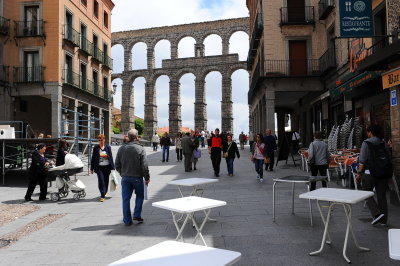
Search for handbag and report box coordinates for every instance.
[109,170,119,192]
[264,157,270,164]
[193,149,201,159]
[223,142,232,158]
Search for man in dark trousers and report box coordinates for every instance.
[356,125,392,226]
[181,132,193,172]
[264,129,277,171]
[208,128,223,177]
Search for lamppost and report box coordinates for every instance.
[112,83,117,105]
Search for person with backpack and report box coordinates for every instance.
[356,124,392,226]
[307,131,329,191]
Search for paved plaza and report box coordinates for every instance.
[0,145,399,265]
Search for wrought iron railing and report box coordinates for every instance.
[365,36,392,57]
[63,69,109,101]
[80,36,93,55]
[318,0,334,20]
[280,6,315,25]
[14,66,44,83]
[265,59,320,77]
[63,24,80,47]
[15,20,45,37]
[0,65,9,83]
[92,46,104,63]
[103,54,113,69]
[319,48,336,74]
[0,16,10,35]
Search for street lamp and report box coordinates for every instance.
[112,83,117,95]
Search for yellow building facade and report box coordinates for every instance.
[0,0,114,139]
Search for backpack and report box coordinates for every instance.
[366,141,393,179]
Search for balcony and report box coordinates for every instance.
[79,36,93,56]
[63,24,80,47]
[280,6,315,26]
[15,20,45,37]
[14,66,45,83]
[318,0,334,20]
[318,48,336,74]
[92,46,104,63]
[265,59,320,77]
[63,69,110,101]
[357,35,400,71]
[0,16,10,36]
[0,65,9,84]
[248,13,264,70]
[103,54,113,69]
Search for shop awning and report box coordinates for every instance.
[330,71,382,98]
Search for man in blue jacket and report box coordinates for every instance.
[264,129,277,171]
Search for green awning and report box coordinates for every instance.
[330,71,382,98]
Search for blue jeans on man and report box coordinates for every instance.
[225,158,234,175]
[162,146,169,162]
[121,176,144,225]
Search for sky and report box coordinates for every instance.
[111,0,250,136]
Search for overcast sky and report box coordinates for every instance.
[111,0,250,136]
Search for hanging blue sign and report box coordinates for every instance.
[391,90,397,107]
[340,0,373,38]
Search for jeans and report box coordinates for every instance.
[96,165,111,198]
[225,158,234,174]
[362,174,388,223]
[162,146,169,162]
[254,159,264,179]
[201,137,205,148]
[121,176,144,224]
[310,164,328,191]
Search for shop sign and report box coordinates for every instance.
[340,0,373,38]
[331,71,381,97]
[382,68,400,89]
[391,90,397,107]
[349,38,367,72]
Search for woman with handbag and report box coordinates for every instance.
[90,134,115,202]
[223,134,240,176]
[307,131,329,190]
[251,134,267,182]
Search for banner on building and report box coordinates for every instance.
[382,68,400,89]
[340,0,373,38]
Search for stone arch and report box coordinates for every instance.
[230,69,250,136]
[228,30,250,61]
[131,42,148,70]
[177,36,196,58]
[155,75,170,129]
[175,68,197,81]
[111,44,124,73]
[203,34,223,56]
[154,39,171,68]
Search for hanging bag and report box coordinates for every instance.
[223,142,232,158]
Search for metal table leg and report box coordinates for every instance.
[292,182,295,214]
[172,211,191,242]
[192,209,212,246]
[310,201,334,256]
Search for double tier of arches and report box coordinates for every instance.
[111,18,249,139]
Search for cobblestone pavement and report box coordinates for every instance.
[0,145,399,265]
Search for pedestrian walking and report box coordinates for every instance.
[201,130,206,148]
[151,132,160,151]
[191,131,200,170]
[251,134,266,182]
[307,131,329,191]
[90,134,115,202]
[115,129,150,226]
[160,132,171,162]
[182,132,193,172]
[175,132,183,161]
[223,134,240,176]
[264,129,277,171]
[208,128,223,177]
[239,131,246,150]
[24,143,51,201]
[249,132,254,152]
[356,125,392,226]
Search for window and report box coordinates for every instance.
[24,51,39,82]
[64,54,73,84]
[103,76,108,89]
[103,43,108,56]
[94,1,99,18]
[80,62,87,89]
[80,23,87,49]
[103,11,108,28]
[24,5,40,35]
[81,0,87,7]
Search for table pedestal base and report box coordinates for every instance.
[310,201,370,263]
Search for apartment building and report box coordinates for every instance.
[247,0,400,178]
[0,0,114,140]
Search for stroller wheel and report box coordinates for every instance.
[73,193,80,201]
[80,190,86,198]
[51,193,60,202]
[60,191,69,198]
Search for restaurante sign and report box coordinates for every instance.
[340,0,373,38]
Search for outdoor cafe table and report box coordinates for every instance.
[272,175,328,226]
[389,229,400,260]
[168,178,219,197]
[299,188,374,263]
[108,240,241,266]
[152,196,226,246]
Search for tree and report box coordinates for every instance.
[135,118,144,136]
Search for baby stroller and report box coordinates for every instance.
[49,154,86,201]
